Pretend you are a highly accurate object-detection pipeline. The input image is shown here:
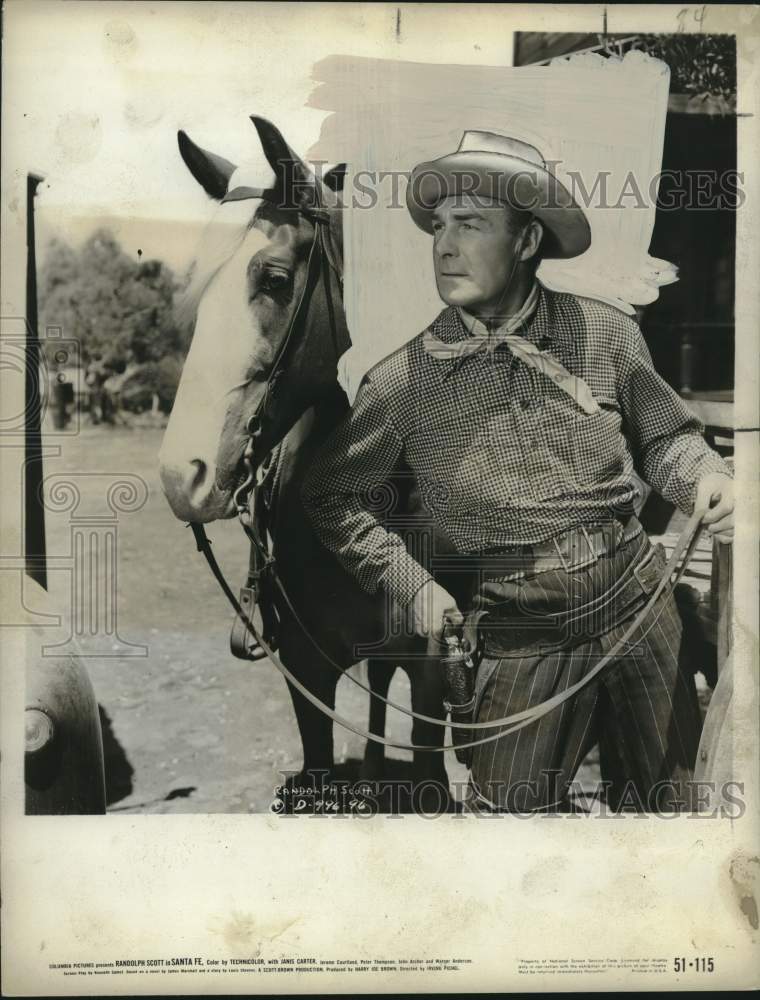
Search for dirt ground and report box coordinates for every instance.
[41,423,471,814]
[39,421,713,814]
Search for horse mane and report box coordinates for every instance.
[176,196,262,327]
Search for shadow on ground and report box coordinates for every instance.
[99,705,135,807]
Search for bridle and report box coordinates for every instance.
[221,182,344,529]
[188,185,707,755]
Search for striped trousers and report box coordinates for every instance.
[466,533,703,813]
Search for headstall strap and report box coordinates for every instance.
[221,185,269,204]
[232,185,341,521]
[198,182,340,662]
[302,206,331,226]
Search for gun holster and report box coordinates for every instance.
[441,611,487,767]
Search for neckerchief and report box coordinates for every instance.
[422,283,599,415]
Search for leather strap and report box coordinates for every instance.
[230,482,280,660]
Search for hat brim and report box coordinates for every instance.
[406,150,591,260]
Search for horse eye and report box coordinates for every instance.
[262,269,291,291]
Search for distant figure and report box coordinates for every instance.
[50,364,74,430]
[85,355,108,425]
[102,354,136,427]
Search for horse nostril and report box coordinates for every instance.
[186,458,220,503]
[159,442,228,521]
[189,458,208,487]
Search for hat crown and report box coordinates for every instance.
[457,130,546,168]
[405,128,591,259]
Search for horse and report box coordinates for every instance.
[159,116,460,801]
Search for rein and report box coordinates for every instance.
[188,186,706,754]
[191,511,704,753]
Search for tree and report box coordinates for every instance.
[38,238,85,366]
[121,259,184,364]
[117,354,185,414]
[38,228,186,376]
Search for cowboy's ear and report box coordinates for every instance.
[177,131,237,201]
[323,164,347,193]
[519,217,544,263]
[250,115,318,209]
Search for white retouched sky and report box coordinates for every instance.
[3,0,533,272]
[4,3,749,283]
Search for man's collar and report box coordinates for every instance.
[457,281,540,341]
[425,282,576,380]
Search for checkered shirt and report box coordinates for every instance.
[301,282,730,608]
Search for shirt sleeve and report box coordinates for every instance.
[300,376,434,607]
[616,321,732,513]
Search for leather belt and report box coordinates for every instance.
[478,516,644,583]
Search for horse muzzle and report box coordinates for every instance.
[158,457,237,523]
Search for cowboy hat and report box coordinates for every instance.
[406,130,591,259]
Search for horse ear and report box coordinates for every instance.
[178,130,237,201]
[250,115,317,207]
[322,164,347,193]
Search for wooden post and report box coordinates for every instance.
[25,172,46,589]
[713,540,732,674]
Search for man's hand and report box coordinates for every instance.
[694,472,734,544]
[410,580,462,640]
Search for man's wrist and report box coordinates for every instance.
[694,468,733,508]
[687,458,733,513]
[378,552,434,609]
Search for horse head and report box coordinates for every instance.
[159,117,349,523]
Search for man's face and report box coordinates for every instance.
[432,194,519,317]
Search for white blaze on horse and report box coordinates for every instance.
[159,117,452,793]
